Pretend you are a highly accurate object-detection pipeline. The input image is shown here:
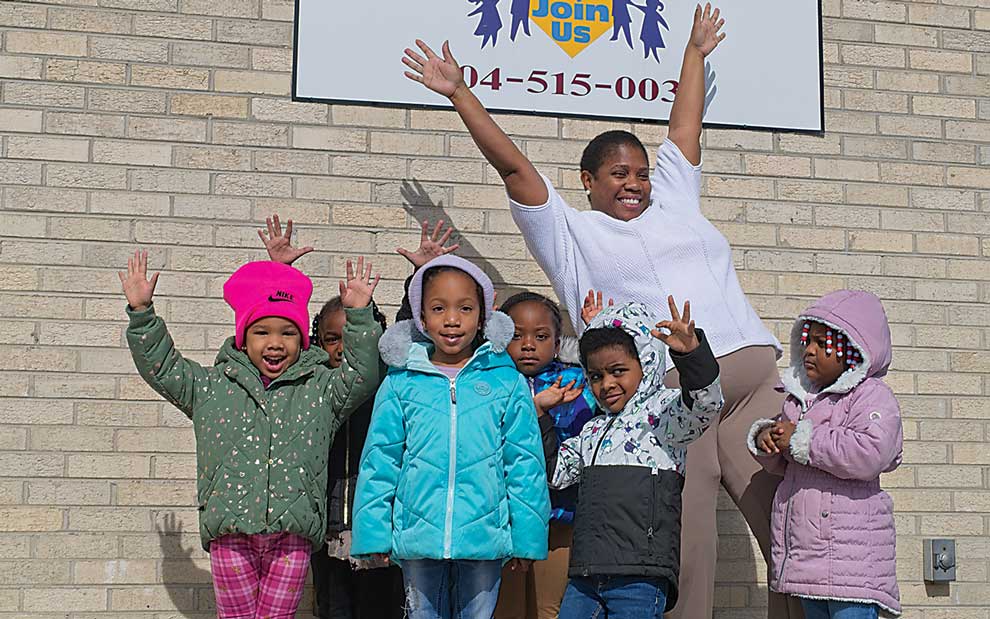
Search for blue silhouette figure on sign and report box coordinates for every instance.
[610,0,634,49]
[632,0,668,62]
[510,0,532,40]
[468,0,502,48]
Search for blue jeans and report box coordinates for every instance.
[559,575,667,619]
[401,559,502,619]
[800,598,879,619]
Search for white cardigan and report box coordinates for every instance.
[509,139,780,360]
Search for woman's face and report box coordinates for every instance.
[581,143,652,222]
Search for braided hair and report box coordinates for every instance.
[499,291,563,345]
[310,296,387,348]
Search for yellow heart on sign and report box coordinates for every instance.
[530,0,613,58]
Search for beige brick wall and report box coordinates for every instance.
[0,0,987,616]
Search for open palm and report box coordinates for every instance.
[690,3,726,57]
[402,40,465,98]
[118,250,159,311]
[397,220,460,268]
[259,214,313,265]
[339,257,381,309]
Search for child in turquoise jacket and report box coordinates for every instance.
[351,255,550,619]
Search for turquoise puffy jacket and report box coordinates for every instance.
[351,315,550,562]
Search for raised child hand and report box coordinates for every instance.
[396,219,460,269]
[772,420,797,452]
[258,214,314,265]
[402,40,466,99]
[757,427,778,454]
[650,296,700,354]
[118,250,159,312]
[581,289,614,325]
[689,3,726,57]
[534,377,584,416]
[339,257,381,309]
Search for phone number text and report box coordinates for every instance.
[461,66,678,102]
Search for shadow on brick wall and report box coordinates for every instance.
[157,511,214,618]
[400,179,520,297]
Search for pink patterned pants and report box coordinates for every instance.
[210,532,312,619]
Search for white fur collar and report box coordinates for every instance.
[378,311,515,369]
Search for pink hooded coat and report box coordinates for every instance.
[747,290,902,615]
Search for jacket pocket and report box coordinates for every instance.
[490,457,506,524]
[818,488,832,540]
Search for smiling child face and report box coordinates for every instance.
[244,316,301,380]
[422,269,482,367]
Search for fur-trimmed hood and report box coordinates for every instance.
[781,289,891,401]
[378,312,515,369]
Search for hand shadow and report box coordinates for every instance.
[157,511,214,617]
[703,61,718,115]
[399,179,520,297]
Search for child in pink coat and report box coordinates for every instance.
[748,290,902,619]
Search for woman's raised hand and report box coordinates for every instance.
[402,40,466,98]
[689,3,726,57]
[118,250,160,312]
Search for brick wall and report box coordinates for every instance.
[0,0,987,616]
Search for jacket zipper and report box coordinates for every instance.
[343,420,350,529]
[648,468,657,550]
[777,397,812,584]
[443,376,458,558]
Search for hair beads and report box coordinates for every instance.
[847,348,862,368]
[801,321,863,369]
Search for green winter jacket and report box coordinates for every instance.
[126,303,382,551]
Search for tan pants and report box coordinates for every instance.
[664,346,804,619]
[494,523,573,619]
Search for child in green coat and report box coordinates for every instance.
[120,249,382,619]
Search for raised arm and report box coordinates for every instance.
[327,258,384,418]
[120,250,210,417]
[667,3,725,165]
[403,40,548,206]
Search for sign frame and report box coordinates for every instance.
[290,0,825,135]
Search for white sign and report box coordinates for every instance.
[293,1,823,132]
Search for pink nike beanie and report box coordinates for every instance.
[223,261,313,350]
